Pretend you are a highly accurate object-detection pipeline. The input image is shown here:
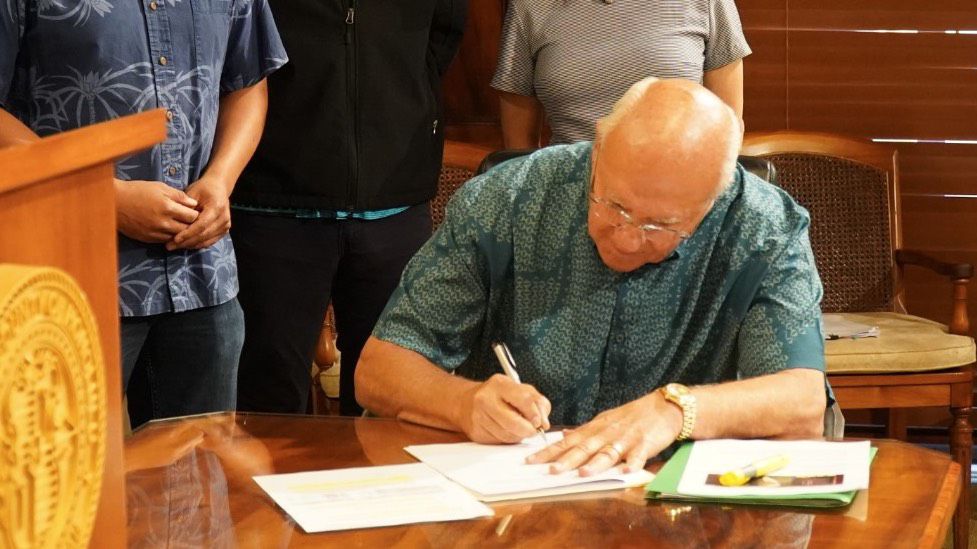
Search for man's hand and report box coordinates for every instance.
[167,176,232,250]
[526,391,683,476]
[116,179,199,243]
[458,374,552,444]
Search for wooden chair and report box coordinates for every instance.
[430,140,494,229]
[309,140,493,412]
[742,131,975,549]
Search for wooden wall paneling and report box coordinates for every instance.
[739,0,788,131]
[787,33,977,137]
[442,0,506,148]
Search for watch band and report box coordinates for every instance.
[675,394,696,441]
[660,383,697,441]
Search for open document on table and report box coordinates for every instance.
[253,463,493,533]
[405,432,654,502]
[647,439,874,508]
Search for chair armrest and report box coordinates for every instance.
[895,249,973,280]
[896,249,973,335]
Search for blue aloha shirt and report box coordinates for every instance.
[0,0,287,317]
[374,143,827,426]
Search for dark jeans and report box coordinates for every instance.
[231,204,432,415]
[122,298,244,428]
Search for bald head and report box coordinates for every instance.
[595,78,742,197]
[586,79,744,272]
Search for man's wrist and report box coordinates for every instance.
[452,381,482,435]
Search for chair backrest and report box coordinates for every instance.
[432,141,493,230]
[741,131,903,313]
[477,149,779,182]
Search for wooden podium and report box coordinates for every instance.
[0,111,165,548]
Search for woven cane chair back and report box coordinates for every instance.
[432,141,493,230]
[741,132,903,314]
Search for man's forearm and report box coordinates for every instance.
[355,336,479,432]
[0,108,40,147]
[203,78,268,193]
[690,368,827,440]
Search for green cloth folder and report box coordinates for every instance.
[645,443,878,508]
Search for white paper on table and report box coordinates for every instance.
[676,439,871,498]
[405,432,654,502]
[253,463,493,533]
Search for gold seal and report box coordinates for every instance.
[0,265,106,548]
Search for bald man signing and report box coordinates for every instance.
[356,78,828,476]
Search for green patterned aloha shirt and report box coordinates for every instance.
[374,142,825,425]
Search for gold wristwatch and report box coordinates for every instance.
[660,383,697,441]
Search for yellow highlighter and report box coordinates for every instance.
[718,454,790,487]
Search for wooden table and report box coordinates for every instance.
[125,413,960,548]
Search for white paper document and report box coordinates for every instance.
[253,463,493,533]
[822,314,880,339]
[676,439,871,498]
[405,433,654,502]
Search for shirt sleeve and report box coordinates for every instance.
[0,0,24,107]
[704,0,752,72]
[373,175,513,371]
[490,0,535,96]
[219,0,288,93]
[736,220,825,379]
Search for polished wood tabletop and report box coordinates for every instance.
[125,413,959,548]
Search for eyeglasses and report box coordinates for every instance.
[588,167,693,242]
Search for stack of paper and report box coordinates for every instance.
[406,433,654,502]
[822,314,880,340]
[253,463,493,533]
[646,440,874,508]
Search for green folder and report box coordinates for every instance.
[645,443,877,508]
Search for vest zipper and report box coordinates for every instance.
[344,2,357,210]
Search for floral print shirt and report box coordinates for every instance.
[374,143,826,425]
[0,0,287,316]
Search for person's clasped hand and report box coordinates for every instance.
[167,175,232,251]
[458,374,552,444]
[526,390,683,477]
[115,179,199,243]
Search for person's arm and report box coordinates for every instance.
[356,336,551,443]
[499,90,542,149]
[491,2,541,148]
[0,108,39,147]
[703,59,744,119]
[526,368,824,476]
[168,78,268,250]
[429,0,468,76]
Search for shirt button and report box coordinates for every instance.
[158,56,168,66]
[168,166,178,176]
[165,109,174,121]
[149,1,157,9]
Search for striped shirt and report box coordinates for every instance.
[491,0,751,144]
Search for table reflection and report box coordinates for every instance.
[124,413,953,548]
